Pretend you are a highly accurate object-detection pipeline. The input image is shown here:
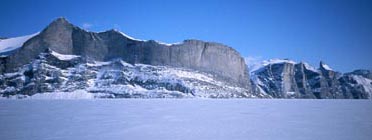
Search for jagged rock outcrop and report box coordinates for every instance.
[293,63,317,98]
[251,59,372,99]
[251,60,298,98]
[339,70,372,99]
[2,17,250,89]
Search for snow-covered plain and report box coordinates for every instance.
[0,99,371,140]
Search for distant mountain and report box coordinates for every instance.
[250,59,372,99]
[346,70,372,79]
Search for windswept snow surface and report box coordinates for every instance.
[0,32,39,55]
[0,99,371,140]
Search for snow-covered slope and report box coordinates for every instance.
[50,51,80,60]
[0,51,257,99]
[351,75,372,94]
[249,59,296,73]
[303,62,318,72]
[339,74,372,99]
[0,32,39,56]
[321,63,333,71]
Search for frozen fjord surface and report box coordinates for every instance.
[0,99,371,140]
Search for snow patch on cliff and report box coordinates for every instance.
[0,32,39,55]
[249,58,296,73]
[51,51,80,60]
[321,63,333,71]
[303,62,318,72]
[116,30,145,42]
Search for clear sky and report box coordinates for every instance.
[1,0,371,72]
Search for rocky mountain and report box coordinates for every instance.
[251,59,372,99]
[0,49,257,98]
[2,18,249,89]
[0,17,254,98]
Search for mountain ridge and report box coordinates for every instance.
[0,17,371,99]
[1,17,250,89]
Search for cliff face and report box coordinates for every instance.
[0,50,254,98]
[2,18,250,89]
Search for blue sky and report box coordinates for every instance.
[1,0,371,72]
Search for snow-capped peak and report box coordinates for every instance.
[303,62,318,72]
[320,61,333,71]
[0,32,39,55]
